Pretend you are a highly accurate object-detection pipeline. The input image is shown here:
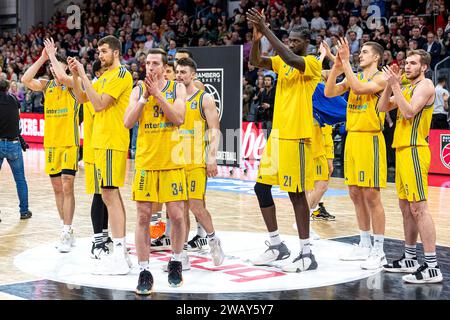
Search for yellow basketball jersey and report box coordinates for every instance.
[392,81,434,149]
[270,55,322,140]
[135,80,185,170]
[346,72,385,132]
[92,65,132,152]
[311,119,326,158]
[179,89,207,170]
[83,102,95,163]
[43,80,80,148]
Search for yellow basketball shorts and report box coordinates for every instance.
[132,168,187,203]
[313,155,329,181]
[45,146,79,175]
[396,146,430,202]
[344,131,387,188]
[186,167,207,200]
[85,162,101,195]
[94,149,127,188]
[257,136,313,193]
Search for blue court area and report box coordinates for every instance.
[207,178,348,198]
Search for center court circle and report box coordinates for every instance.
[14,231,380,293]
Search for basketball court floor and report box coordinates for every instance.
[1,145,449,300]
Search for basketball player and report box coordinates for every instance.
[309,44,337,222]
[21,39,79,253]
[379,50,443,283]
[176,57,225,268]
[78,60,111,259]
[151,49,208,252]
[69,35,132,275]
[325,38,388,269]
[124,48,187,293]
[310,124,336,220]
[147,59,176,251]
[247,9,322,272]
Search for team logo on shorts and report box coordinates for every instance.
[440,134,450,169]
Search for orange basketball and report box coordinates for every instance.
[149,219,166,239]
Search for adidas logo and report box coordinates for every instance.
[146,193,150,197]
[258,176,262,179]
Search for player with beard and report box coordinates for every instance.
[379,50,443,283]
[69,35,132,275]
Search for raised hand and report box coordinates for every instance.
[382,65,401,88]
[144,74,160,98]
[246,8,266,34]
[337,37,350,61]
[43,38,57,57]
[67,57,78,76]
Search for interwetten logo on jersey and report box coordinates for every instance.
[196,68,223,120]
[144,122,175,129]
[440,134,450,169]
[348,103,368,111]
[46,108,68,115]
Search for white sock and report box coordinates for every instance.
[405,244,417,259]
[113,237,126,254]
[164,218,171,237]
[102,229,109,242]
[300,238,311,255]
[269,230,281,246]
[63,225,72,233]
[197,222,207,237]
[373,234,384,252]
[424,252,438,267]
[359,230,372,247]
[172,252,183,261]
[93,233,103,246]
[207,231,216,241]
[138,261,150,271]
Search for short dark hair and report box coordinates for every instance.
[98,35,122,52]
[176,57,197,72]
[290,27,310,40]
[147,48,168,65]
[438,76,447,84]
[92,60,102,74]
[176,48,193,58]
[56,54,66,64]
[0,79,10,92]
[362,41,384,65]
[264,74,274,82]
[167,60,175,72]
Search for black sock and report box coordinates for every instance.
[91,194,105,235]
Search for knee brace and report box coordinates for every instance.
[254,182,274,208]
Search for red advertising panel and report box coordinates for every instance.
[20,113,44,143]
[19,113,84,145]
[429,129,450,175]
[241,121,267,160]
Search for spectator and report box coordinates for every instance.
[311,9,327,39]
[8,81,25,111]
[346,16,363,40]
[242,77,255,121]
[258,75,276,138]
[432,76,449,129]
[347,31,360,55]
[423,32,441,69]
[411,26,427,48]
[329,16,345,36]
[167,39,177,60]
[0,79,32,219]
[382,50,393,67]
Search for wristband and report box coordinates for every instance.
[139,96,147,104]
